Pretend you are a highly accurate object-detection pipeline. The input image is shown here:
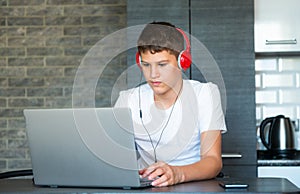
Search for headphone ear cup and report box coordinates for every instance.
[178,50,192,71]
[136,52,141,69]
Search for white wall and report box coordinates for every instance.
[255,56,300,149]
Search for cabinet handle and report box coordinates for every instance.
[265,39,297,45]
[222,153,242,158]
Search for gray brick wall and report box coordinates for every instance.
[0,0,126,173]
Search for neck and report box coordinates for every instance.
[154,80,183,109]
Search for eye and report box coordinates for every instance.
[141,62,150,67]
[158,63,167,67]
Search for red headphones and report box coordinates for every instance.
[135,28,192,71]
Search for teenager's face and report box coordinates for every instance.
[140,50,182,97]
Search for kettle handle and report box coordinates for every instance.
[259,117,274,150]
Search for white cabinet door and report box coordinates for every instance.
[255,0,300,52]
[258,166,300,188]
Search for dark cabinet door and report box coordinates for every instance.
[127,0,189,28]
[127,0,257,178]
[190,0,256,177]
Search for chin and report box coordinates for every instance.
[151,87,165,96]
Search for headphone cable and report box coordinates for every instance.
[138,72,157,162]
[139,78,183,163]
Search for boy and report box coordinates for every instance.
[115,22,226,187]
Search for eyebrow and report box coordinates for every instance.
[141,59,169,64]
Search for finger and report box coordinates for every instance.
[148,168,164,180]
[141,162,167,179]
[154,181,169,187]
[151,175,168,187]
[141,165,157,178]
[138,169,146,175]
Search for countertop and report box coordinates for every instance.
[0,177,299,193]
[257,150,300,166]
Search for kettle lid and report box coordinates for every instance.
[275,115,285,119]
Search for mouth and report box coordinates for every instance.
[150,81,162,87]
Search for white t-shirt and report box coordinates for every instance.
[114,80,227,168]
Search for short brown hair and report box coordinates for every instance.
[137,22,184,59]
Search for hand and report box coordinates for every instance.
[139,161,184,187]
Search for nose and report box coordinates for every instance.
[150,65,159,78]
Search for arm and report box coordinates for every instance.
[139,130,222,187]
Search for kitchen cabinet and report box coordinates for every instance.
[255,0,300,53]
[127,0,256,178]
[190,0,256,178]
[257,150,300,188]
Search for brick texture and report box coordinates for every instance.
[0,0,126,173]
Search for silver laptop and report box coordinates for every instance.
[24,107,151,189]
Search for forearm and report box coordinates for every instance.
[175,156,223,183]
[141,131,223,187]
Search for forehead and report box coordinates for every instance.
[141,50,176,62]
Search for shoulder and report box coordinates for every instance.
[185,80,219,93]
[118,83,151,98]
